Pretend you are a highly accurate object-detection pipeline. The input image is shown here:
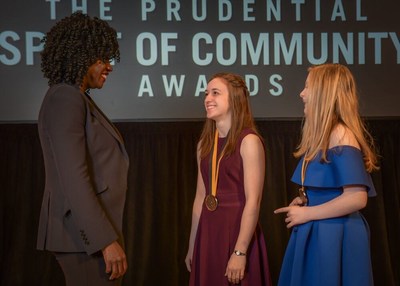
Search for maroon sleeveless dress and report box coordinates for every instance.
[189,129,271,286]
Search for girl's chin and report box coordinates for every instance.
[205,111,214,119]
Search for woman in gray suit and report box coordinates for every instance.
[37,12,129,286]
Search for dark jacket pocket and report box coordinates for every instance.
[93,175,108,194]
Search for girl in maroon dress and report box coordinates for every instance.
[185,73,271,286]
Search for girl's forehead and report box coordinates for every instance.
[207,78,227,89]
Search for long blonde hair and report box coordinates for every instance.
[199,73,260,159]
[294,63,378,172]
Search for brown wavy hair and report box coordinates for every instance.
[40,12,120,86]
[294,63,378,172]
[199,73,260,159]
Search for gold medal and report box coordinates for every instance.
[205,194,218,211]
[206,130,226,212]
[298,186,308,205]
[299,154,309,205]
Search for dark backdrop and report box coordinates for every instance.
[0,119,399,285]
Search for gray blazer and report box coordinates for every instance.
[37,83,129,255]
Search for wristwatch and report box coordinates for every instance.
[233,250,246,256]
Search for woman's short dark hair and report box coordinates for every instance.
[40,12,120,86]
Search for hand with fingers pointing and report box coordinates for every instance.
[274,203,310,228]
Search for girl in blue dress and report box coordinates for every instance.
[274,63,379,286]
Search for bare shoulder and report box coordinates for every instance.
[241,133,264,156]
[242,133,262,147]
[329,124,360,149]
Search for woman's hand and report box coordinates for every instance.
[225,254,246,284]
[274,205,310,228]
[289,196,305,206]
[102,241,128,280]
[185,250,192,272]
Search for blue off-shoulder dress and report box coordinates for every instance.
[277,146,376,286]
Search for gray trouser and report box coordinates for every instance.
[54,252,121,286]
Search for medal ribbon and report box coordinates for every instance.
[299,154,309,204]
[211,130,224,197]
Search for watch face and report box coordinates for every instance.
[234,250,245,256]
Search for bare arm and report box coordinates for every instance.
[225,134,265,284]
[185,143,206,272]
[275,186,367,228]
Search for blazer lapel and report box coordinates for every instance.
[82,92,129,160]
